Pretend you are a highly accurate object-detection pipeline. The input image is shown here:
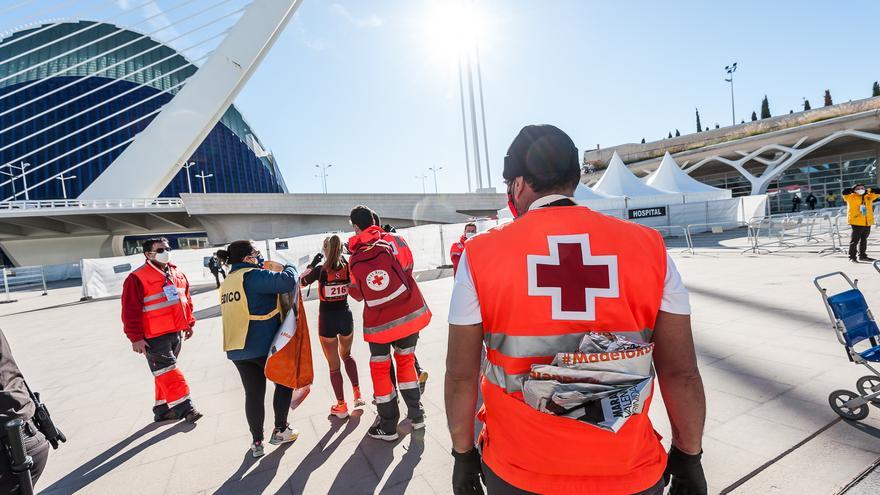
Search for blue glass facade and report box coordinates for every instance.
[0,21,287,200]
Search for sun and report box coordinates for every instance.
[420,0,488,63]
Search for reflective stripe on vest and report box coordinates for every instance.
[220,268,282,352]
[466,205,668,494]
[132,263,192,339]
[363,304,429,335]
[364,284,406,307]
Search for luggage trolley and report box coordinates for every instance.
[814,271,880,420]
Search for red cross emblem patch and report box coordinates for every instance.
[527,234,619,321]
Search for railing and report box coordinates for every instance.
[0,265,47,303]
[650,225,693,254]
[0,198,184,211]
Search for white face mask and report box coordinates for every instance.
[465,232,475,239]
[857,189,866,195]
[154,250,171,264]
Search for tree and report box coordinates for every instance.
[695,108,703,132]
[751,111,758,121]
[804,99,811,111]
[641,138,646,143]
[824,89,833,106]
[667,132,672,139]
[760,95,771,119]
[675,129,680,137]
[873,81,880,97]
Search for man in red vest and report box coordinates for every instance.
[121,238,202,423]
[445,125,706,495]
[450,223,477,275]
[348,206,431,441]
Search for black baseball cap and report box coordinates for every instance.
[503,125,580,184]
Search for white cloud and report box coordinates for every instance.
[331,3,384,29]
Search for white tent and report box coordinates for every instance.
[593,152,683,207]
[574,183,626,210]
[645,152,731,202]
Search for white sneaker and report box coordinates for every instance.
[269,425,299,445]
[250,440,265,458]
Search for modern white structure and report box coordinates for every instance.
[593,152,684,206]
[645,152,731,202]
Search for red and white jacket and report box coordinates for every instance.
[347,226,431,343]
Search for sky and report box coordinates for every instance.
[3,0,880,194]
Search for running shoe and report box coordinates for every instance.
[269,425,299,445]
[418,370,429,395]
[860,256,876,262]
[367,424,399,442]
[250,440,265,458]
[330,401,350,419]
[352,386,366,407]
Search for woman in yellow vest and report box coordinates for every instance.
[220,240,299,458]
[843,184,880,263]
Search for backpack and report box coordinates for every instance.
[349,240,412,309]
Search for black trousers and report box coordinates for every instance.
[482,462,664,495]
[0,428,49,494]
[145,332,193,418]
[368,333,424,432]
[850,225,871,259]
[232,356,293,442]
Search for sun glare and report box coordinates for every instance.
[421,0,488,63]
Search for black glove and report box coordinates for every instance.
[664,446,707,495]
[452,448,484,495]
[308,252,324,269]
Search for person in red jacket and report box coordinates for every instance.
[121,237,202,423]
[450,223,477,275]
[349,206,431,441]
[370,212,430,393]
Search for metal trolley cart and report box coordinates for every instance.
[814,271,880,420]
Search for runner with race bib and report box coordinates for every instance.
[300,235,365,419]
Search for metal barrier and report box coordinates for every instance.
[650,225,693,254]
[684,222,747,254]
[0,265,47,303]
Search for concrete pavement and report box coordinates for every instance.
[1,251,879,494]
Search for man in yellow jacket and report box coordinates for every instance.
[843,183,879,263]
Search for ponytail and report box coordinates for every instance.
[324,235,343,270]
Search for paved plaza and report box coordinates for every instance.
[2,249,880,494]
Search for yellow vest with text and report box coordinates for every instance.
[844,191,879,226]
[220,268,282,351]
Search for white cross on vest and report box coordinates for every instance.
[527,234,620,321]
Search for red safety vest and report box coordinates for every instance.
[466,205,667,494]
[131,262,193,339]
[349,226,431,343]
[319,259,351,303]
[450,235,466,274]
[380,231,414,272]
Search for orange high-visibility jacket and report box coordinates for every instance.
[380,231,414,273]
[132,262,194,339]
[466,205,668,494]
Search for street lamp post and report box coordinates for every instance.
[194,171,213,193]
[3,162,30,200]
[182,161,195,193]
[428,166,443,193]
[55,172,77,199]
[724,62,738,126]
[415,174,427,194]
[0,169,16,200]
[314,163,332,194]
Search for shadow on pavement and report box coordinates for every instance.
[687,284,826,326]
[845,418,880,439]
[327,420,425,494]
[40,421,196,494]
[212,442,293,495]
[279,411,362,494]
